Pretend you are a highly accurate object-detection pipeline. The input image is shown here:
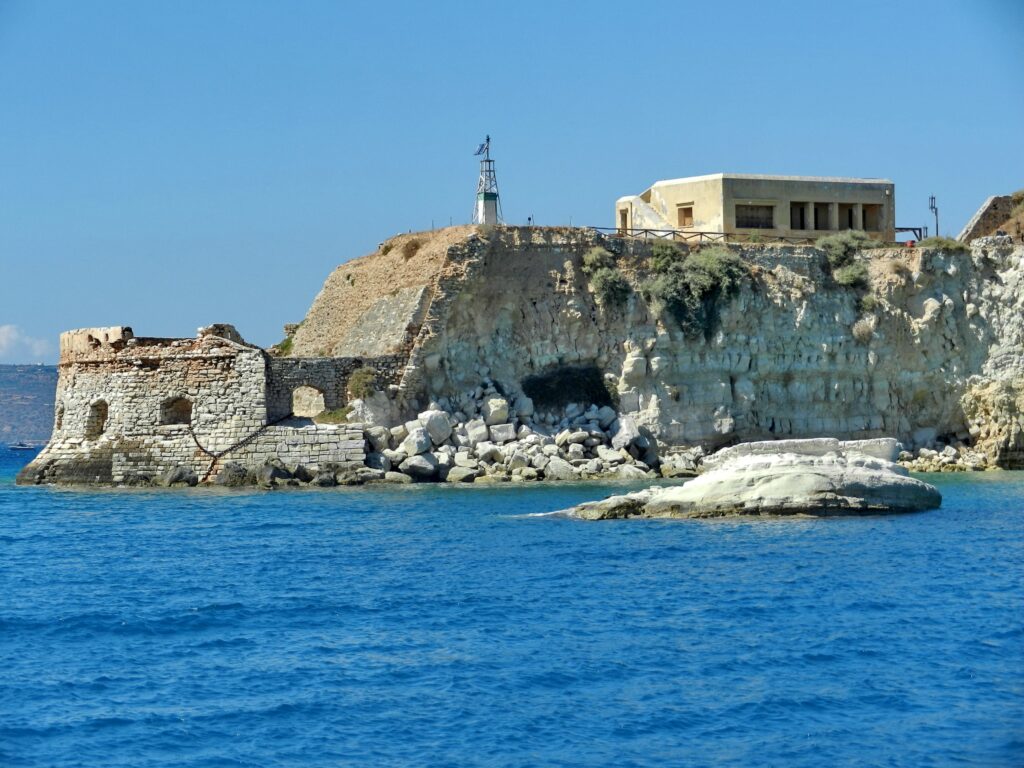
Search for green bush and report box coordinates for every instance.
[581,246,615,275]
[834,262,869,288]
[589,267,631,307]
[917,236,969,254]
[650,239,685,273]
[858,294,879,313]
[816,230,880,269]
[642,245,747,338]
[347,367,378,399]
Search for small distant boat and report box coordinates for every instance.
[8,442,39,451]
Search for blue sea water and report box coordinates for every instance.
[1,448,1022,767]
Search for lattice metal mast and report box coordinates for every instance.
[472,135,502,225]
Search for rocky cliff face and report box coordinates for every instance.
[296,228,1024,466]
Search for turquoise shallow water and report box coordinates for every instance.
[1,448,1023,767]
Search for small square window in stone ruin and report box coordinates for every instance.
[292,386,326,418]
[677,204,694,228]
[735,204,774,229]
[160,397,193,426]
[85,400,108,439]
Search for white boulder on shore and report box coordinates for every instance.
[566,438,942,520]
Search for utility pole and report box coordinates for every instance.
[929,195,939,238]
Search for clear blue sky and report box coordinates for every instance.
[1,0,1021,363]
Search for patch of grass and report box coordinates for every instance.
[400,238,423,260]
[642,245,747,339]
[917,236,969,254]
[346,367,378,399]
[275,336,293,356]
[314,406,353,424]
[521,365,616,409]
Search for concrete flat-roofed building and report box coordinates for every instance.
[616,173,895,242]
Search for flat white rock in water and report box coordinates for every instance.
[567,438,941,520]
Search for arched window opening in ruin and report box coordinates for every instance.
[85,400,108,439]
[160,397,193,426]
[55,403,64,431]
[292,385,326,418]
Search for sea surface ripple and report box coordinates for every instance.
[1,449,1022,767]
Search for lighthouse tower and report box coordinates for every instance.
[472,135,502,225]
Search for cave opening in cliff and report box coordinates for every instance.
[521,365,615,410]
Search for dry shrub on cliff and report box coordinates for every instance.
[816,230,880,267]
[400,238,423,260]
[642,245,746,339]
[347,367,378,399]
[582,247,615,274]
[834,262,869,288]
[851,316,875,345]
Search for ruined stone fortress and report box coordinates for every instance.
[18,188,1024,486]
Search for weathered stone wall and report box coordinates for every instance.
[18,326,372,485]
[265,356,405,420]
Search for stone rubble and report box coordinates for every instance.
[347,383,663,484]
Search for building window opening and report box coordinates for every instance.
[85,400,108,439]
[863,204,881,231]
[160,397,193,426]
[676,204,694,228]
[55,403,64,431]
[838,203,855,230]
[790,202,808,230]
[735,204,774,229]
[619,208,628,233]
[292,385,326,418]
[814,203,831,230]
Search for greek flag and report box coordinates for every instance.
[474,142,487,156]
